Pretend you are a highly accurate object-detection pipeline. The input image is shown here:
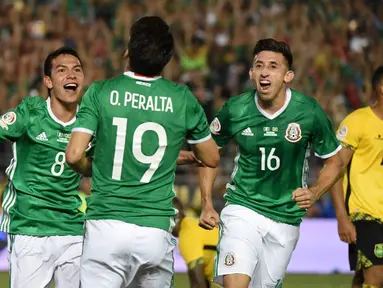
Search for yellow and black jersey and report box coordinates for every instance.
[336,107,383,221]
[178,216,219,281]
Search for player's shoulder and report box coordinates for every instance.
[20,96,47,112]
[342,107,371,123]
[161,78,189,93]
[221,89,255,110]
[289,89,320,109]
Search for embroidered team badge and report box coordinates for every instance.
[224,252,235,267]
[0,119,8,130]
[336,125,348,141]
[374,244,383,258]
[2,112,17,126]
[285,123,302,143]
[210,117,221,135]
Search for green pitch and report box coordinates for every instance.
[0,272,353,287]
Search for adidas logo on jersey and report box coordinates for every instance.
[36,132,48,141]
[241,128,254,136]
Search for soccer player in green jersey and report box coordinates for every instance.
[65,16,220,288]
[0,46,93,288]
[197,38,344,288]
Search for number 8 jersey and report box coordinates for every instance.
[211,88,341,226]
[73,72,211,232]
[0,96,91,236]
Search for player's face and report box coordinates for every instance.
[249,51,294,102]
[44,54,84,105]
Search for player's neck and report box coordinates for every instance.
[371,99,383,120]
[257,89,287,115]
[49,97,77,123]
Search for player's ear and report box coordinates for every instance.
[43,75,53,89]
[284,70,294,84]
[123,49,129,58]
[248,68,254,80]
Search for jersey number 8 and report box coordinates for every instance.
[51,152,66,176]
[112,117,167,183]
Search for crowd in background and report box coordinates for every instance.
[1,0,383,218]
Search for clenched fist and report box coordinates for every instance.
[292,188,318,209]
[199,205,220,230]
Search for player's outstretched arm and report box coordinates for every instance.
[191,138,220,168]
[330,147,356,244]
[292,153,344,209]
[198,166,219,230]
[66,131,93,177]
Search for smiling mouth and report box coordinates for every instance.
[63,83,79,92]
[259,80,271,90]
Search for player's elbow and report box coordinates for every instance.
[193,139,220,168]
[325,153,344,177]
[65,147,82,166]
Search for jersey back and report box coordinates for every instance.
[0,97,87,236]
[211,89,340,225]
[74,72,211,231]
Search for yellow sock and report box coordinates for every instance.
[362,284,378,288]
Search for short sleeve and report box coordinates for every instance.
[312,103,341,159]
[335,113,360,150]
[185,89,211,144]
[72,83,100,135]
[0,100,30,142]
[178,218,204,266]
[210,101,232,148]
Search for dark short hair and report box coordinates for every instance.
[252,38,293,70]
[372,66,383,92]
[44,46,82,77]
[127,16,173,76]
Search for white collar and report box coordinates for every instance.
[46,97,78,127]
[123,71,162,81]
[255,88,292,120]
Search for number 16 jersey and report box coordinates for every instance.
[211,89,341,226]
[73,72,211,232]
[0,96,88,236]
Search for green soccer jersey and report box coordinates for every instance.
[0,96,91,236]
[211,88,341,225]
[73,72,211,231]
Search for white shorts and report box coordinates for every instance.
[214,205,300,287]
[81,220,176,288]
[8,234,83,288]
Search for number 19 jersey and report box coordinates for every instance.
[211,89,341,225]
[73,72,211,231]
[0,96,87,236]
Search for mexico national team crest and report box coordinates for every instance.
[2,112,17,126]
[210,117,221,135]
[224,252,235,267]
[374,244,383,258]
[285,123,302,143]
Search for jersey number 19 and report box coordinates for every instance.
[112,117,167,183]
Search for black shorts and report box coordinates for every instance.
[349,220,383,271]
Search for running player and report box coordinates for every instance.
[198,38,343,288]
[0,46,93,288]
[66,16,219,288]
[331,66,383,288]
[172,197,219,288]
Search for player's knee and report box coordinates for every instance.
[223,274,251,288]
[363,265,383,286]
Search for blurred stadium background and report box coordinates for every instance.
[1,0,383,287]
